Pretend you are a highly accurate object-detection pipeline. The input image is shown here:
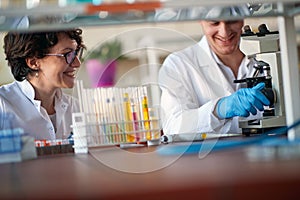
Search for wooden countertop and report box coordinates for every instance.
[1,138,300,200]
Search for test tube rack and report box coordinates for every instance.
[72,81,161,154]
[35,138,74,156]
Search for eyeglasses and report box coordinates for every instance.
[44,47,83,64]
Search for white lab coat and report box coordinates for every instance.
[0,80,79,140]
[158,36,258,135]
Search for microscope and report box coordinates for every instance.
[237,24,286,135]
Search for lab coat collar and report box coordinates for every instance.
[198,36,251,92]
[211,48,251,73]
[196,36,234,94]
[16,80,67,112]
[17,79,35,102]
[54,91,68,136]
[16,80,41,110]
[198,36,214,66]
[210,48,250,79]
[15,80,70,138]
[55,90,68,112]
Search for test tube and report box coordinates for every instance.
[141,94,151,140]
[117,88,126,142]
[149,107,161,139]
[131,98,140,142]
[93,88,101,145]
[106,88,118,144]
[123,92,134,142]
[96,87,104,145]
[111,92,120,143]
[100,88,109,144]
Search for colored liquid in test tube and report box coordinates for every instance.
[123,93,135,142]
[142,96,151,140]
[131,103,140,142]
[149,107,160,139]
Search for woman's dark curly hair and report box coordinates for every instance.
[3,28,85,81]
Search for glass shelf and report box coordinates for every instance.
[1,0,300,31]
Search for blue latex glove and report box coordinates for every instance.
[216,82,270,119]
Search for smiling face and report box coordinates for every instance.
[200,20,244,57]
[37,33,81,90]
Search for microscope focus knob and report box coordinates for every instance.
[261,87,276,106]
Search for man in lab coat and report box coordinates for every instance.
[158,6,270,135]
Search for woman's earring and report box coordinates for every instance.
[35,71,39,78]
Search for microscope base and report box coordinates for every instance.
[242,127,287,136]
[239,116,286,136]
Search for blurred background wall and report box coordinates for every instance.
[0,17,298,87]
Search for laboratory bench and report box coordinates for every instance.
[1,136,300,200]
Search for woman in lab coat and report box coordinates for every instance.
[0,28,85,140]
[159,19,270,135]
